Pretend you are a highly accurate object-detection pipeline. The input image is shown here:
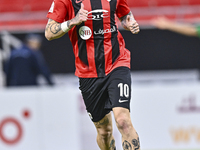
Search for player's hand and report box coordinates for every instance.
[73,3,88,25]
[126,15,140,34]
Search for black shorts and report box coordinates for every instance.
[79,67,131,122]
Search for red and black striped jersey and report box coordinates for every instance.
[47,0,131,78]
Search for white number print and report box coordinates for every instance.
[118,83,129,98]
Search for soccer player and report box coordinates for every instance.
[45,0,140,149]
[152,16,200,37]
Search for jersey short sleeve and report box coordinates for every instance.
[196,25,200,38]
[115,0,130,19]
[47,0,69,23]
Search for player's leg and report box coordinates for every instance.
[113,107,140,150]
[93,112,116,150]
[79,77,116,150]
[107,67,140,150]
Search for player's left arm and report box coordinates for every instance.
[119,11,140,34]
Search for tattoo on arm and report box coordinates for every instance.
[46,12,81,35]
[46,19,53,31]
[46,19,62,34]
[67,20,70,28]
[45,23,50,31]
[67,19,76,30]
[120,12,131,21]
[120,11,134,30]
[50,23,61,34]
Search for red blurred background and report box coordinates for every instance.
[0,0,200,32]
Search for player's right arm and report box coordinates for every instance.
[45,19,66,41]
[45,3,88,41]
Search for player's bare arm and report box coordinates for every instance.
[45,3,88,41]
[45,19,65,40]
[152,17,198,37]
[119,11,140,34]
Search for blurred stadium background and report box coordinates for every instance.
[0,0,200,150]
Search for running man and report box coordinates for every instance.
[45,0,140,149]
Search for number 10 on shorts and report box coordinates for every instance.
[118,83,129,98]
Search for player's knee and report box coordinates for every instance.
[97,128,112,141]
[100,131,112,141]
[115,116,132,134]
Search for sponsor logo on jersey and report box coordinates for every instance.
[79,26,92,40]
[94,26,116,35]
[49,2,54,13]
[88,9,109,21]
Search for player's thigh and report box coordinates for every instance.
[79,77,110,122]
[108,67,132,110]
[94,112,113,135]
[112,107,131,120]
